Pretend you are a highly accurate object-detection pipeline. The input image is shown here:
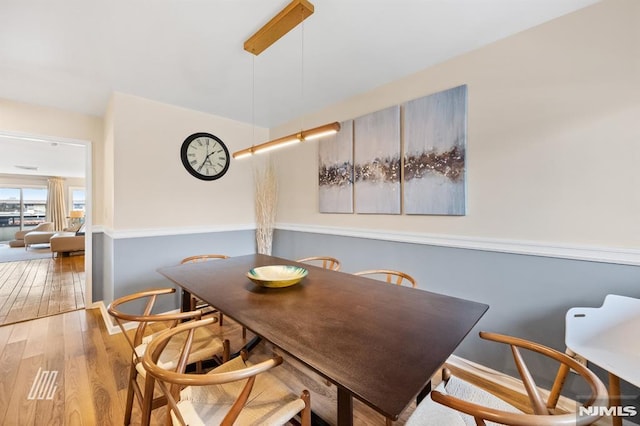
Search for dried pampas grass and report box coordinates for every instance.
[254,161,278,255]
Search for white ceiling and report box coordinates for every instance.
[0,135,86,178]
[0,0,600,177]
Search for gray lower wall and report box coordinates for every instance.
[97,229,256,312]
[92,226,639,417]
[92,231,104,301]
[273,229,640,407]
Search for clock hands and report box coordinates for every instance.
[198,149,223,173]
[197,144,210,172]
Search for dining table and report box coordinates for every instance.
[158,253,489,425]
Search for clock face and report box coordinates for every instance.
[180,133,230,181]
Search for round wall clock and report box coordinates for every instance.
[180,132,230,181]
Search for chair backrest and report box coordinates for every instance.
[296,256,341,271]
[142,317,287,425]
[107,288,204,362]
[181,254,229,264]
[34,222,54,232]
[353,269,416,287]
[427,332,609,426]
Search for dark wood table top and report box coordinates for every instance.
[158,253,488,421]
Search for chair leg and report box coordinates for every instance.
[165,407,173,426]
[140,374,156,426]
[222,339,230,363]
[386,418,393,426]
[219,311,224,326]
[124,362,138,425]
[300,390,311,426]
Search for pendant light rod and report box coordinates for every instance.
[233,121,340,159]
[235,0,335,161]
[244,0,314,56]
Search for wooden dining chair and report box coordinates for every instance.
[355,268,417,425]
[142,317,312,426]
[353,269,417,287]
[180,254,232,329]
[296,255,341,271]
[107,288,230,426]
[406,331,609,426]
[181,254,249,339]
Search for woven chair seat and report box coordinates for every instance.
[174,356,307,426]
[134,325,224,378]
[406,332,608,426]
[407,376,521,426]
[107,288,230,426]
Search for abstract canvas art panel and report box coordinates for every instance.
[403,85,467,215]
[319,120,354,213]
[354,105,401,214]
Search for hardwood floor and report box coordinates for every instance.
[0,256,85,326]
[0,308,417,425]
[0,297,613,425]
[0,308,125,425]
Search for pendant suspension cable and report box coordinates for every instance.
[300,10,305,134]
[233,0,341,160]
[252,56,256,148]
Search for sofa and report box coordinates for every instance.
[9,222,54,248]
[50,227,85,258]
[25,230,58,248]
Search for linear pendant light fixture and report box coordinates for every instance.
[233,122,341,159]
[233,0,340,159]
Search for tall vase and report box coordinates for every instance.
[254,161,277,255]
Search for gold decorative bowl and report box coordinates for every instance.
[246,265,308,288]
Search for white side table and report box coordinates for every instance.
[566,294,640,426]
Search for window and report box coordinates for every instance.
[0,188,21,227]
[22,188,47,225]
[0,186,47,242]
[69,188,86,212]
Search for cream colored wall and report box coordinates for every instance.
[110,93,267,230]
[102,96,115,229]
[271,0,639,249]
[0,98,104,226]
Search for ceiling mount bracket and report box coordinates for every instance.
[244,0,314,56]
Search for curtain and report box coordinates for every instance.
[46,177,67,231]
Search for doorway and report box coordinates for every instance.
[0,132,92,324]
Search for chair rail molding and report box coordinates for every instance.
[99,223,256,239]
[276,223,640,267]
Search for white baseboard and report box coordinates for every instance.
[92,301,126,335]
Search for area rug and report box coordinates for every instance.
[0,243,53,262]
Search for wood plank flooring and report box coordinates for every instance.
[0,308,417,425]
[0,256,85,326]
[0,296,616,425]
[0,309,126,425]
